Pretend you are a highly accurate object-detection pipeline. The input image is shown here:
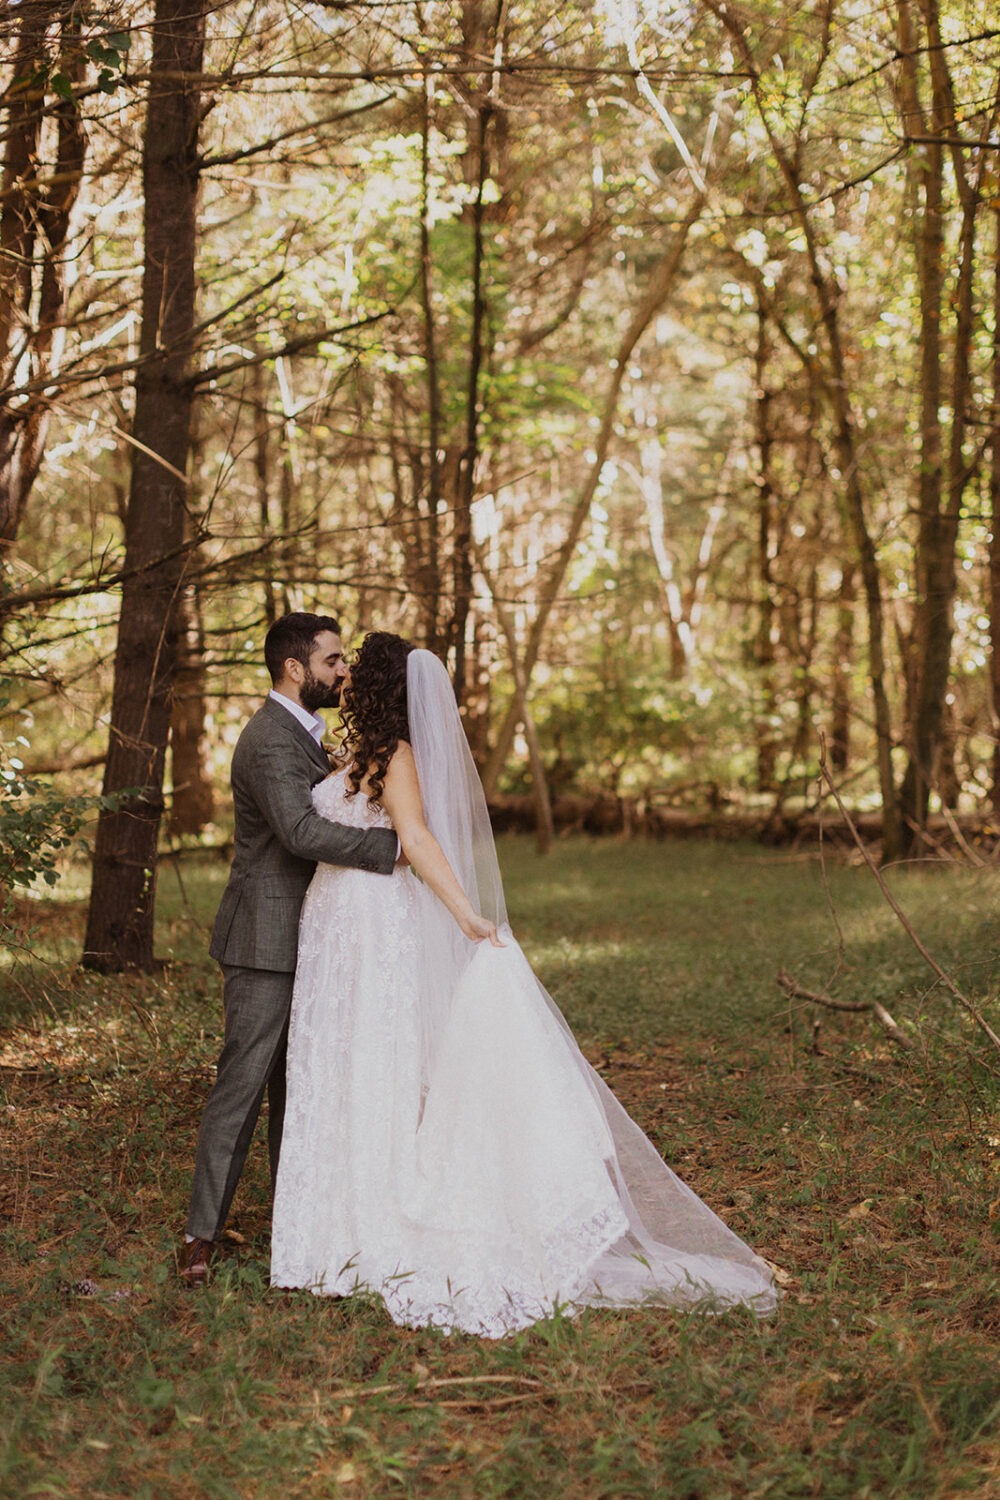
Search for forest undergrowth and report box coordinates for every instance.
[2,837,1000,1499]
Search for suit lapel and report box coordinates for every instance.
[261,696,331,773]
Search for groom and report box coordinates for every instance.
[178,612,399,1285]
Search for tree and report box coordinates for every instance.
[706,0,904,855]
[893,0,999,851]
[83,0,206,970]
[0,2,91,568]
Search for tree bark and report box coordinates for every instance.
[896,0,988,851]
[450,92,491,702]
[990,205,1000,807]
[417,64,443,645]
[753,309,779,790]
[476,542,553,852]
[0,2,87,568]
[251,357,280,626]
[447,0,505,697]
[830,563,856,774]
[83,0,206,971]
[168,573,214,837]
[637,438,692,679]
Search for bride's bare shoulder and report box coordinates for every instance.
[381,741,420,802]
[347,741,414,802]
[385,740,416,780]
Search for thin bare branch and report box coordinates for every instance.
[819,737,1000,1056]
[776,967,916,1052]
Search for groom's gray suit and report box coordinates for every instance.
[186,696,397,1243]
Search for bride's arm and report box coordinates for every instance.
[380,743,502,946]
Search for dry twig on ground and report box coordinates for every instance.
[776,967,916,1052]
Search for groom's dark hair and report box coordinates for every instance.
[264,612,341,684]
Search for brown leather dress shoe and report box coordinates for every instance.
[178,1236,214,1287]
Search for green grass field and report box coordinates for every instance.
[3,836,1000,1498]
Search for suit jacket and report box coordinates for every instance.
[209,697,397,972]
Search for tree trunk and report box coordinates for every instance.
[638,437,693,680]
[935,698,960,810]
[83,0,206,971]
[450,92,490,703]
[251,358,280,625]
[990,205,1000,807]
[447,0,505,700]
[829,563,856,774]
[476,542,554,853]
[417,65,443,643]
[753,310,779,790]
[0,2,87,568]
[276,355,302,614]
[462,607,495,767]
[788,563,819,780]
[896,0,988,852]
[168,576,214,837]
[896,0,946,848]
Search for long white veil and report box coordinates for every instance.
[406,650,506,929]
[405,648,776,1317]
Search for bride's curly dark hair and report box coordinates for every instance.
[340,631,415,804]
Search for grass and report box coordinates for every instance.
[3,835,1000,1497]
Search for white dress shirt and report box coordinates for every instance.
[268,688,326,743]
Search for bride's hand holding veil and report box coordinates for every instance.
[459,910,504,945]
[379,741,504,948]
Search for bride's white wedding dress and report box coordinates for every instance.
[271,654,776,1337]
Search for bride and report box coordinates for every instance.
[270,633,776,1336]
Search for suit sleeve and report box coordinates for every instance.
[250,741,397,873]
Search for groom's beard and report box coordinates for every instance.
[299,670,342,713]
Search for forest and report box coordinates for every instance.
[1,0,1000,966]
[5,6,1000,1495]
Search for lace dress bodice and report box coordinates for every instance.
[312,767,393,830]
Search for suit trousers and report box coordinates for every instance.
[185,964,295,1243]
